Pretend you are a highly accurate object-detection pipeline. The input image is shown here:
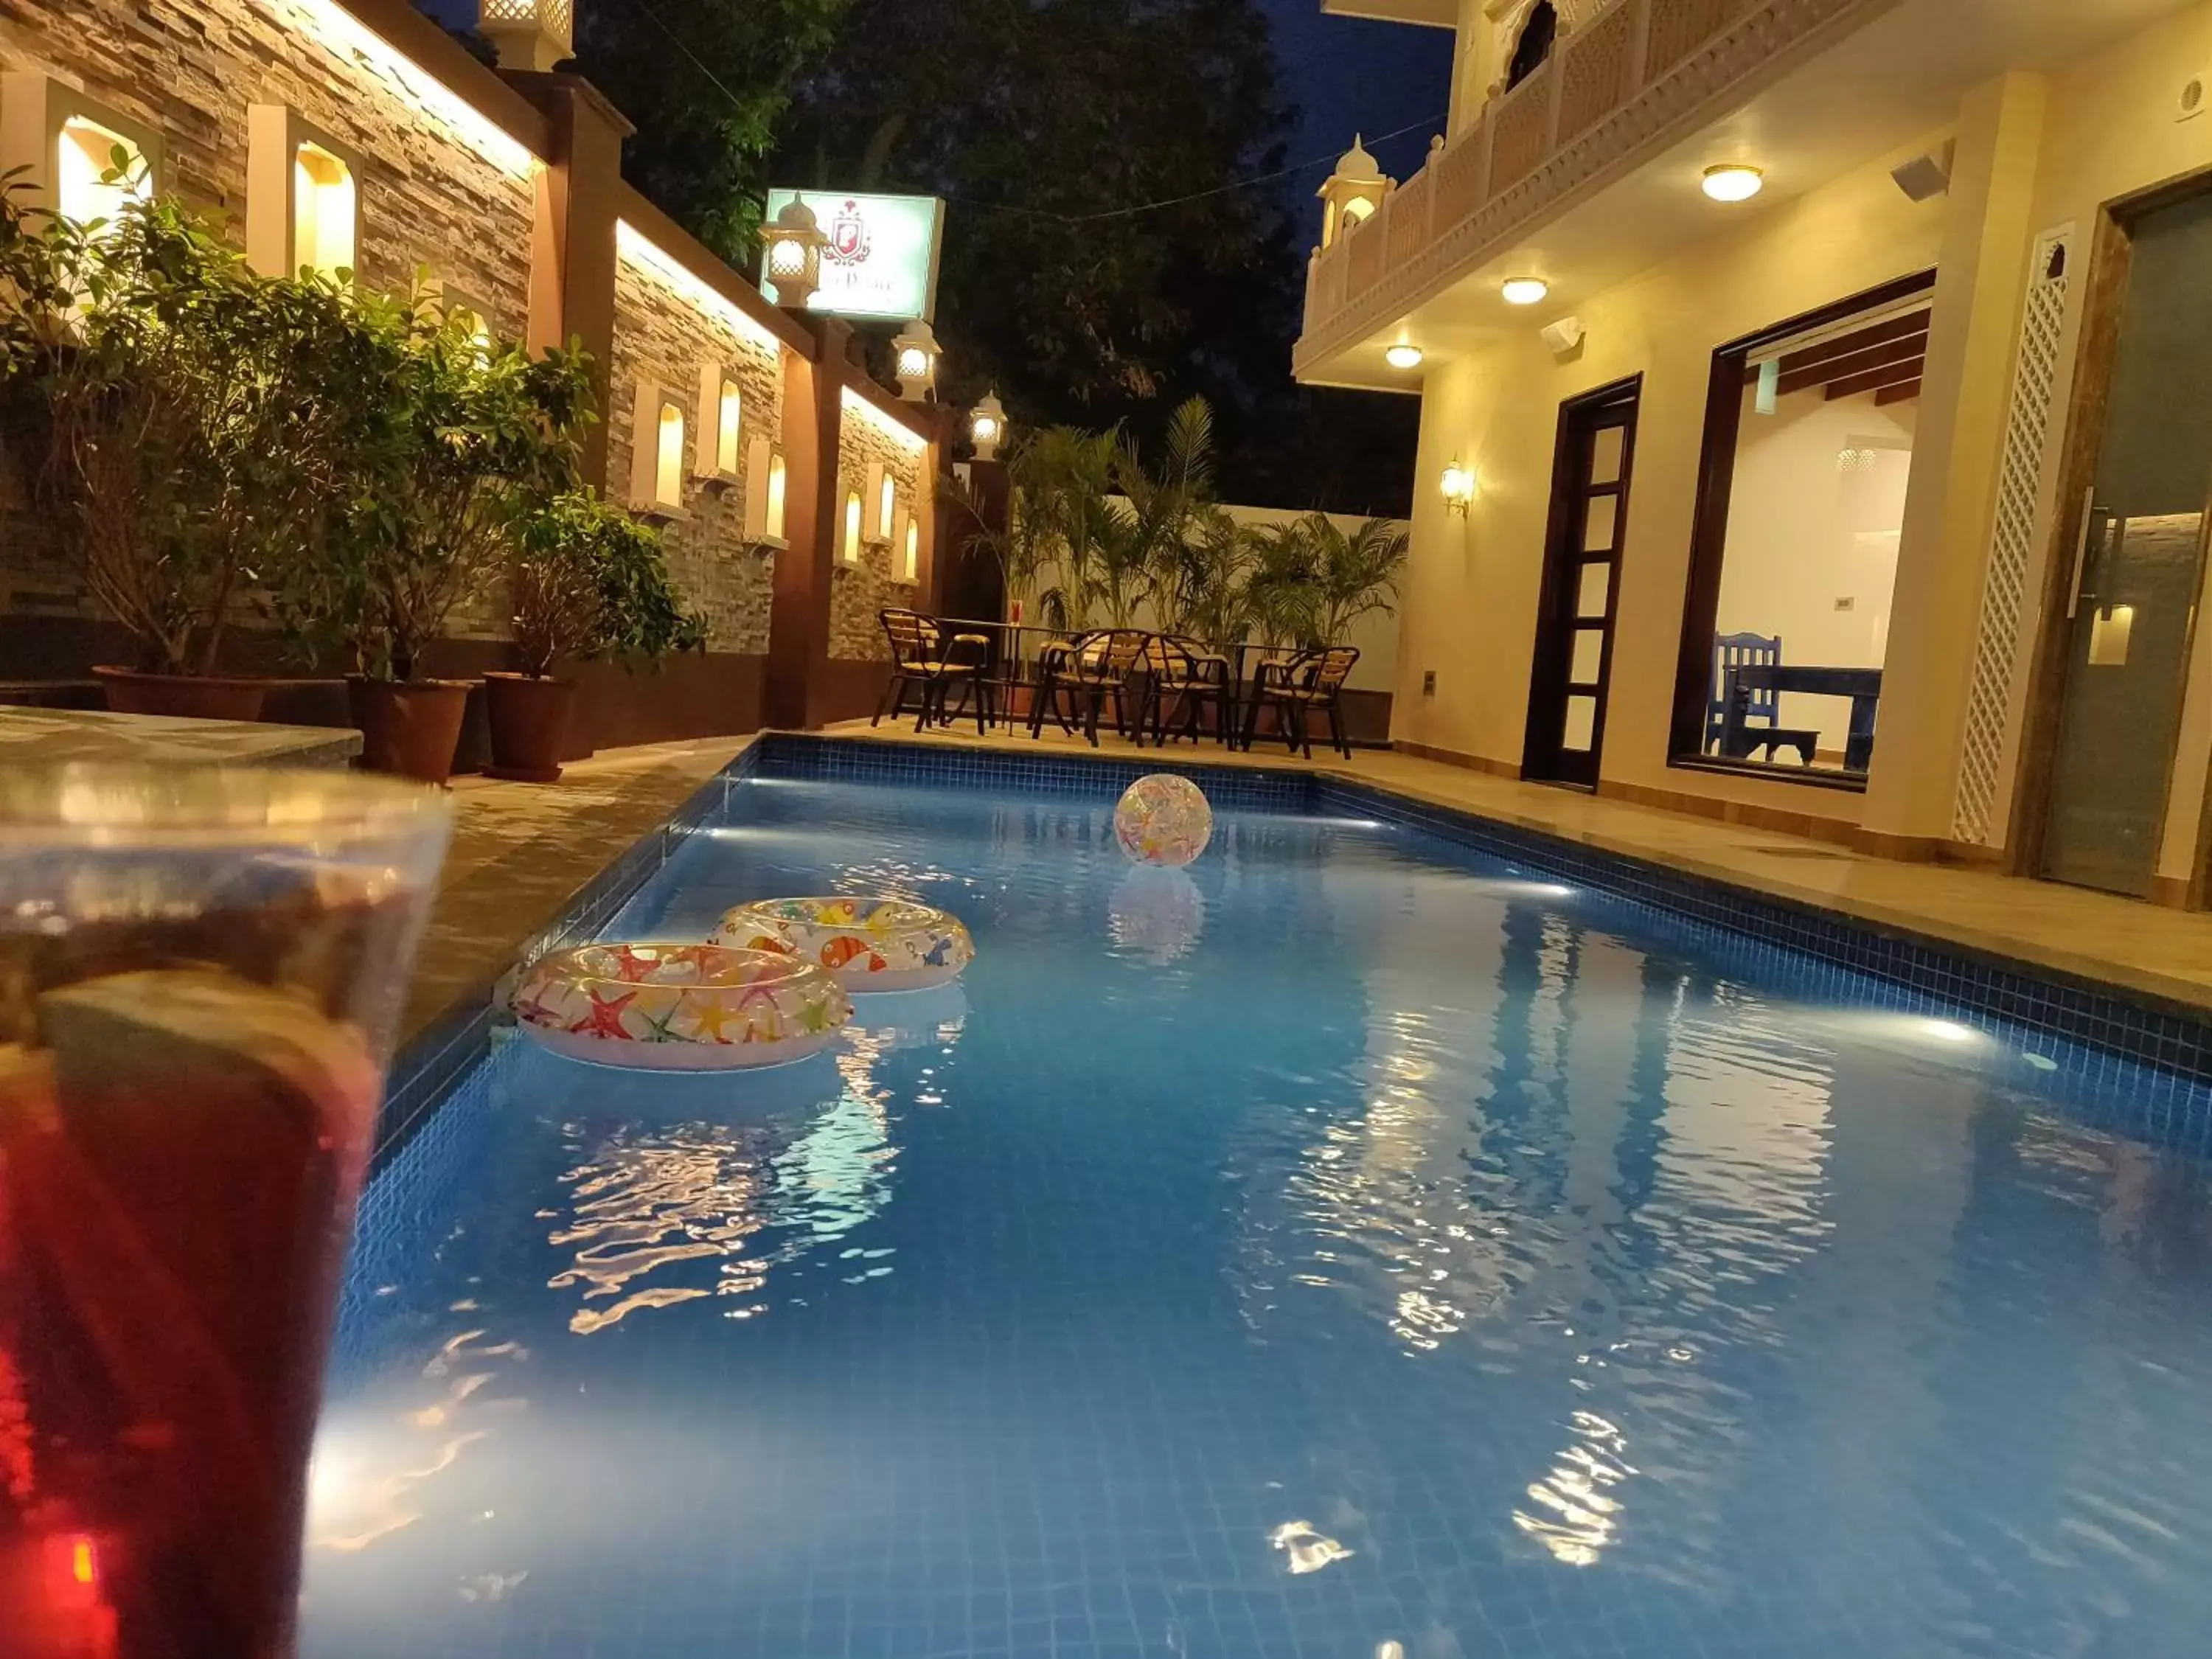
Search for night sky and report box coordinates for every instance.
[1256,0,1453,235]
[421,0,1453,234]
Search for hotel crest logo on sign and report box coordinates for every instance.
[827,200,872,267]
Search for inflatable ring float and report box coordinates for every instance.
[509,942,852,1070]
[712,896,975,992]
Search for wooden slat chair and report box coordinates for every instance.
[1137,634,1232,748]
[874,608,986,732]
[1708,631,1818,765]
[1240,645,1360,759]
[1029,627,1150,746]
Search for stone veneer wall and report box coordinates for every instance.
[605,240,780,656]
[828,394,926,662]
[0,0,536,634]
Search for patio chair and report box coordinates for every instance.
[874,608,987,732]
[1240,645,1359,759]
[1137,634,1233,748]
[1029,627,1150,746]
[1708,632,1818,765]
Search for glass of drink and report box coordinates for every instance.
[0,767,453,1659]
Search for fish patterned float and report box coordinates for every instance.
[509,943,851,1070]
[1113,773,1213,868]
[712,896,975,992]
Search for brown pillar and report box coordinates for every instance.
[509,72,633,489]
[766,318,852,728]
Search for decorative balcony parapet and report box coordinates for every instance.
[1296,0,1902,371]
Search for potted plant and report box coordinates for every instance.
[1,173,377,719]
[486,490,706,781]
[318,290,595,782]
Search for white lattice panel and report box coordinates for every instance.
[1952,229,2071,845]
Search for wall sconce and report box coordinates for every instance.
[865,462,896,545]
[628,383,688,518]
[841,488,865,566]
[893,504,919,582]
[0,74,161,226]
[1441,459,1476,516]
[891,318,940,401]
[248,106,360,280]
[759,195,828,309]
[970,389,1007,462]
[742,436,789,548]
[697,364,742,482]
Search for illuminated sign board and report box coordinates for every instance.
[762,188,945,321]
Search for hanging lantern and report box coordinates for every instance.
[759,196,829,310]
[892,319,940,401]
[969,389,1007,462]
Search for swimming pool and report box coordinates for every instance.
[302,754,2212,1658]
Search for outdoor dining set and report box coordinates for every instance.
[874,608,1362,759]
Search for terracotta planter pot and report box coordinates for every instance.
[348,677,472,785]
[93,666,267,723]
[482,671,577,784]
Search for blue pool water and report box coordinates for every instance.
[302,772,2212,1658]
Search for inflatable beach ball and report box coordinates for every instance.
[1113,773,1213,868]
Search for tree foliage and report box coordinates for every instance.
[568,0,849,260]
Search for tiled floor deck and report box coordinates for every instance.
[406,736,746,1047]
[821,717,2212,1020]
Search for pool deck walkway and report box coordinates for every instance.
[411,721,2212,1063]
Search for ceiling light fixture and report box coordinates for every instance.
[1385,342,1424,369]
[1500,277,1549,306]
[1702,164,1765,203]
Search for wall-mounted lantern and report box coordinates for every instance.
[476,0,575,72]
[1316,135,1390,251]
[759,196,828,310]
[1441,459,1476,516]
[892,318,940,400]
[970,389,1007,462]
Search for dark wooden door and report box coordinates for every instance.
[1523,378,1641,789]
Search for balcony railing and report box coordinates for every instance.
[1298,0,1883,363]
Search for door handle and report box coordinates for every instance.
[2065,486,2100,620]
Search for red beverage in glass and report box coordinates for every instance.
[0,769,450,1659]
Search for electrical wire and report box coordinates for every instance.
[936,111,1446,225]
[621,0,1443,228]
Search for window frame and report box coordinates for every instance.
[1666,268,1939,793]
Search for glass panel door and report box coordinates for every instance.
[1524,383,1639,788]
[2042,194,2212,896]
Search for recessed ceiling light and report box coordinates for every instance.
[1385,343,1424,369]
[1702,164,1765,203]
[1500,277,1549,306]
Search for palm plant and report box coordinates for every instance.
[1304,512,1411,645]
[1242,516,1322,653]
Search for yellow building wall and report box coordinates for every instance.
[1394,133,1952,823]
